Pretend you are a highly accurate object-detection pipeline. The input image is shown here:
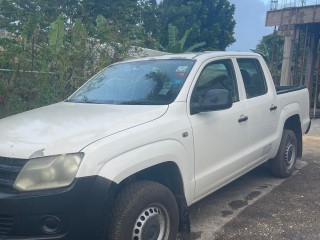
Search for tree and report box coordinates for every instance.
[254,32,284,66]
[166,24,206,53]
[49,16,65,55]
[0,0,40,33]
[0,3,135,117]
[197,0,236,50]
[137,0,159,35]
[254,32,284,83]
[159,0,236,51]
[136,0,161,48]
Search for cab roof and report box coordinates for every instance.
[123,51,261,63]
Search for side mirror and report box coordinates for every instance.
[191,89,233,115]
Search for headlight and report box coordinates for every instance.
[14,153,84,191]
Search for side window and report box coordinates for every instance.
[237,58,268,99]
[191,59,239,104]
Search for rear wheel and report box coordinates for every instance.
[270,129,298,178]
[107,181,179,240]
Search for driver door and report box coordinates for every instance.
[188,59,251,199]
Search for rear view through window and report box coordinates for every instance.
[237,58,268,98]
[191,59,239,104]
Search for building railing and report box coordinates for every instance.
[271,0,319,10]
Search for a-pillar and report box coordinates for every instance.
[280,34,294,86]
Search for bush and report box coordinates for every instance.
[0,17,130,119]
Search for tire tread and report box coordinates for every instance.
[107,181,178,240]
[270,129,297,178]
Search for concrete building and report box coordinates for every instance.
[266,0,320,115]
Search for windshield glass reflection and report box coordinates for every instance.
[67,59,195,105]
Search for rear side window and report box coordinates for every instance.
[191,59,239,104]
[237,58,267,99]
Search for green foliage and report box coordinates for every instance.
[0,0,237,118]
[96,15,108,31]
[49,16,65,54]
[166,23,206,53]
[254,32,284,83]
[22,13,41,40]
[185,42,207,52]
[159,0,236,51]
[72,19,88,48]
[0,16,130,118]
[167,24,179,51]
[255,33,284,65]
[138,0,160,36]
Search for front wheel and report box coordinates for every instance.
[270,129,298,178]
[107,181,179,240]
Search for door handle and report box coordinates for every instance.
[270,105,278,111]
[238,115,248,123]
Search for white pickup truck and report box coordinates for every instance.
[0,52,311,240]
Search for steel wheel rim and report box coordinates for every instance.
[285,142,295,170]
[132,204,170,240]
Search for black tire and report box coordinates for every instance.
[270,129,298,178]
[107,181,179,240]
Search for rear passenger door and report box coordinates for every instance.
[237,58,278,162]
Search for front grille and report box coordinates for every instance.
[0,157,28,192]
[0,214,13,236]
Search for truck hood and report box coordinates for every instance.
[0,102,168,159]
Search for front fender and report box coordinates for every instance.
[97,140,194,203]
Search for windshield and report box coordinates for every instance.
[67,59,195,105]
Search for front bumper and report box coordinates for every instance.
[0,176,117,240]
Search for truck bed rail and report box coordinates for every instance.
[275,85,306,95]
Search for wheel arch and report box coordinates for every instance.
[283,114,302,158]
[271,102,303,159]
[114,161,191,233]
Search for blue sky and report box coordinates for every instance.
[227,0,273,51]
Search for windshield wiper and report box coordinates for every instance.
[118,101,150,105]
[65,99,165,105]
[65,99,99,104]
[118,100,168,105]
